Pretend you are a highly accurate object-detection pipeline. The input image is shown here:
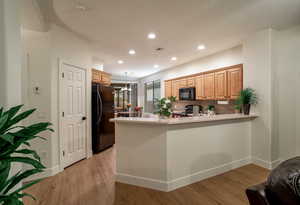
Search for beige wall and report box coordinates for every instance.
[243,29,275,166]
[22,23,93,178]
[0,0,22,107]
[50,24,93,169]
[22,29,52,169]
[0,0,23,189]
[276,25,300,161]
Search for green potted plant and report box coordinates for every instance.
[207,105,215,116]
[237,88,258,115]
[234,104,242,114]
[155,96,176,118]
[0,105,53,205]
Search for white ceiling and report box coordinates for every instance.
[51,0,300,78]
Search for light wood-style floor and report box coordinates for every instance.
[24,147,269,205]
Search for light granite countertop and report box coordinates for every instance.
[110,114,258,125]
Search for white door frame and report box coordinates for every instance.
[58,59,92,170]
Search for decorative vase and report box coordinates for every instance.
[243,104,251,115]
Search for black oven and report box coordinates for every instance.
[179,87,196,101]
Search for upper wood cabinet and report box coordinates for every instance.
[187,77,195,87]
[178,79,187,88]
[227,67,243,99]
[164,64,243,101]
[92,69,112,85]
[165,80,172,98]
[203,73,215,99]
[195,75,205,100]
[214,70,227,100]
[101,72,111,85]
[171,80,180,99]
[92,69,101,82]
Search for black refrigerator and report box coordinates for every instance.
[92,83,115,153]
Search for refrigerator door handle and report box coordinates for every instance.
[96,90,103,124]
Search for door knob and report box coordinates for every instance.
[82,116,87,121]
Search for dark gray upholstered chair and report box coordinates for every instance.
[246,157,300,205]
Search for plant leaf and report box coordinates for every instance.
[0,134,15,144]
[16,192,36,200]
[0,114,9,132]
[15,149,40,161]
[6,109,36,129]
[3,169,43,194]
[1,157,45,169]
[3,105,23,121]
[0,162,11,192]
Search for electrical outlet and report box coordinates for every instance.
[217,101,229,105]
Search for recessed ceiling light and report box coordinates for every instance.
[129,49,136,55]
[154,64,159,68]
[118,60,124,64]
[171,57,177,61]
[197,44,206,50]
[148,33,156,39]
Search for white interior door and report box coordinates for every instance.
[61,63,87,168]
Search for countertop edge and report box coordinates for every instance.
[110,114,258,125]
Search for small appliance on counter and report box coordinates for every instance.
[185,105,203,116]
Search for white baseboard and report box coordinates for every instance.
[117,157,252,192]
[117,174,168,191]
[167,157,251,191]
[24,165,61,182]
[252,157,282,170]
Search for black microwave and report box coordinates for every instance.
[179,87,196,101]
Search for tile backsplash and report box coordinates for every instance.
[173,100,236,114]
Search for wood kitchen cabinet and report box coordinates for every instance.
[92,69,101,82]
[227,67,243,99]
[164,64,243,101]
[171,80,180,100]
[203,73,215,99]
[214,70,227,99]
[165,80,172,98]
[195,75,205,100]
[187,77,195,87]
[92,69,112,85]
[178,79,187,88]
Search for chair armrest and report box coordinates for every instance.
[246,183,270,205]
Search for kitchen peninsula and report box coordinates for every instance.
[111,114,258,192]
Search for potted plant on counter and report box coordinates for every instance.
[237,88,258,115]
[207,105,215,116]
[155,96,176,118]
